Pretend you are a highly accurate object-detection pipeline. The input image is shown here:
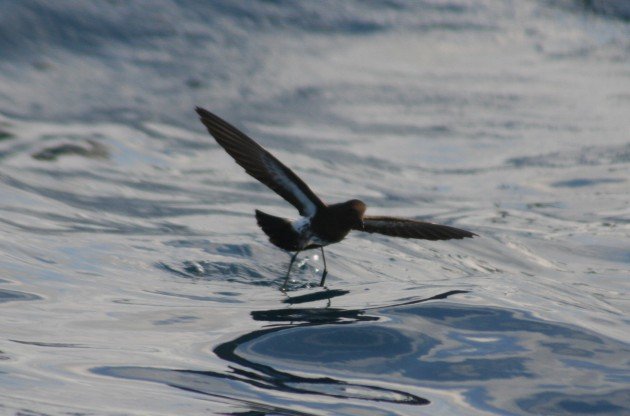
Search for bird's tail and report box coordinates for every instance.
[255,210,300,251]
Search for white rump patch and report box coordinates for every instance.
[291,216,327,247]
[292,217,311,234]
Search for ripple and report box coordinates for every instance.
[506,143,630,168]
[516,390,629,415]
[158,261,271,286]
[32,139,109,161]
[0,288,42,303]
[163,240,254,258]
[551,178,626,188]
[148,290,243,304]
[11,340,85,348]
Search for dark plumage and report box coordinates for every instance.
[195,107,476,289]
[362,216,475,240]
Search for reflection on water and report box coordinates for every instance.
[96,291,628,415]
[282,289,350,305]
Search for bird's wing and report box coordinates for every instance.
[359,216,476,240]
[196,107,325,217]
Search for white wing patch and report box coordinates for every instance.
[263,154,318,217]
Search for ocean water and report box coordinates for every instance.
[0,1,629,415]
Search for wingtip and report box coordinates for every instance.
[459,231,477,239]
[194,106,208,117]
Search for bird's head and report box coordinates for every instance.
[345,199,366,230]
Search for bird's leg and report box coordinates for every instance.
[281,250,300,291]
[319,247,328,287]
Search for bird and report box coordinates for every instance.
[195,107,476,290]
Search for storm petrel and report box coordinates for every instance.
[195,107,476,290]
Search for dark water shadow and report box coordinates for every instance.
[94,288,629,414]
[281,289,350,305]
[11,340,85,348]
[31,139,109,161]
[94,290,469,413]
[0,288,42,303]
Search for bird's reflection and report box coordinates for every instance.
[270,289,469,323]
[202,290,472,405]
[281,289,350,305]
[94,288,628,415]
[97,290,471,410]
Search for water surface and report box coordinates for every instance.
[0,1,628,415]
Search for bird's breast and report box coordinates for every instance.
[309,215,353,245]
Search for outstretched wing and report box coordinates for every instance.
[360,216,476,240]
[196,107,325,216]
